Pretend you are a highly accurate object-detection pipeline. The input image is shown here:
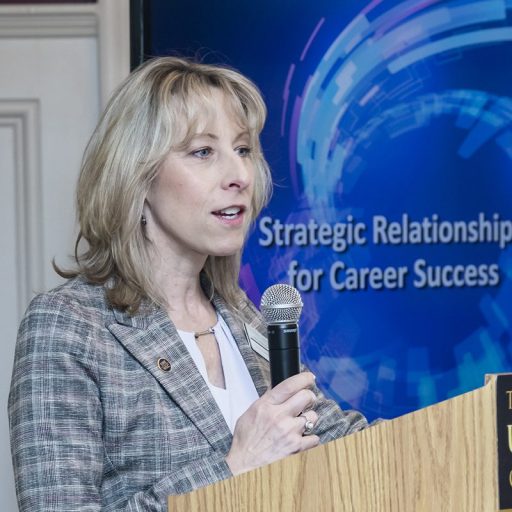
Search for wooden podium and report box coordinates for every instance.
[169,375,511,511]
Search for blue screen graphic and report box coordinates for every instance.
[149,0,512,420]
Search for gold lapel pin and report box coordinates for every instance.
[157,358,171,372]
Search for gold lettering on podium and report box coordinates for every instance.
[509,469,512,488]
[508,425,512,453]
[507,390,512,409]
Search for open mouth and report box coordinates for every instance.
[212,206,245,219]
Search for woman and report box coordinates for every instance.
[9,57,368,511]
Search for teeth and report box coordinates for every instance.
[219,207,241,216]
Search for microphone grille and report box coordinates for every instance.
[260,284,303,324]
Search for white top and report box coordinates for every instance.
[178,314,259,433]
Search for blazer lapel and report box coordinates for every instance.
[107,307,232,454]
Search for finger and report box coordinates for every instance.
[279,388,316,417]
[297,410,318,435]
[300,391,318,413]
[298,434,320,453]
[301,392,318,414]
[265,372,316,405]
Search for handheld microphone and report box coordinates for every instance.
[260,284,303,387]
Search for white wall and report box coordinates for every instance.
[0,3,129,510]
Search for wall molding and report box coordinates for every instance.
[0,100,43,318]
[0,1,131,111]
[0,5,98,38]
[97,0,130,106]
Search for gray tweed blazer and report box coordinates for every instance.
[8,276,368,511]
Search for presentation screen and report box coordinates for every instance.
[140,0,512,421]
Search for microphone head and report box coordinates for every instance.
[260,284,303,324]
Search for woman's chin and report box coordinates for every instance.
[210,249,240,258]
[208,242,244,258]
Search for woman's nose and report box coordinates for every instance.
[222,153,253,190]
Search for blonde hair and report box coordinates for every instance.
[57,56,272,313]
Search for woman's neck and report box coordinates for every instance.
[150,253,217,332]
[165,286,217,333]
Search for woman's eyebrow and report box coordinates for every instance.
[189,130,250,143]
[233,130,250,142]
[174,133,216,150]
[188,132,218,141]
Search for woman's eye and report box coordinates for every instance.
[236,146,251,157]
[192,147,212,159]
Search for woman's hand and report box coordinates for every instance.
[225,372,320,475]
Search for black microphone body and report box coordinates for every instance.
[268,322,301,387]
[260,284,304,387]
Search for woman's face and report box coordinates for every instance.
[145,89,255,266]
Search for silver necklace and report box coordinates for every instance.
[194,326,215,339]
